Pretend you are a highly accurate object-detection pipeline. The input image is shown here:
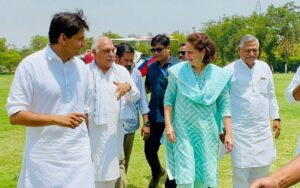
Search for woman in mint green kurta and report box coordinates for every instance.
[164,33,233,188]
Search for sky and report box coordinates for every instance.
[0,0,299,48]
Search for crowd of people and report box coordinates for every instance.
[6,10,300,188]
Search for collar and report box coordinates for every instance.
[240,59,257,69]
[45,44,74,63]
[93,60,116,74]
[156,56,176,67]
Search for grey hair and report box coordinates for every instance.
[238,34,259,48]
[91,36,102,53]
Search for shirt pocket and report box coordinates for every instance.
[255,76,268,95]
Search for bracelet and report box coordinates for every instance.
[144,120,150,127]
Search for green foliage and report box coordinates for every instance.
[0,39,22,74]
[80,36,94,54]
[134,42,152,56]
[0,49,22,74]
[204,15,252,66]
[19,47,33,59]
[170,31,186,57]
[0,38,6,52]
[29,35,48,51]
[204,2,300,71]
[0,35,48,74]
[102,31,122,39]
[263,2,300,71]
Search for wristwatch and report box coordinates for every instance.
[273,118,281,122]
[144,120,151,127]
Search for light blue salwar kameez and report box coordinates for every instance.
[163,61,232,188]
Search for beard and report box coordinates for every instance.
[125,66,132,72]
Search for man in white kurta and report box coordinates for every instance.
[88,37,140,188]
[224,34,281,188]
[286,66,300,155]
[6,11,95,188]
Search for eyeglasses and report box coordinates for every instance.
[150,47,164,53]
[101,48,115,55]
[243,48,259,54]
[178,51,185,56]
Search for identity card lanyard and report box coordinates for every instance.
[159,63,170,79]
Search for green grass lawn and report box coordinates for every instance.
[1,74,300,187]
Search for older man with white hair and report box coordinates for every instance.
[88,36,140,188]
[224,34,281,188]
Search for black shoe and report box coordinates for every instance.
[148,178,159,188]
[148,167,166,188]
[165,177,177,188]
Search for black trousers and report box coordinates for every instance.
[144,122,176,188]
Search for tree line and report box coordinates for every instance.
[0,2,299,74]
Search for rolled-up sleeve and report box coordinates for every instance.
[286,67,300,103]
[136,72,149,115]
[6,61,34,116]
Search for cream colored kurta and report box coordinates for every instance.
[88,62,139,181]
[224,59,280,168]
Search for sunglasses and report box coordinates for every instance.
[178,51,185,56]
[150,47,164,53]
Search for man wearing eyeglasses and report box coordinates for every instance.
[145,34,180,188]
[177,43,187,61]
[224,34,281,188]
[88,37,140,188]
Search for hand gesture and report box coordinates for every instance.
[54,113,85,129]
[113,81,131,100]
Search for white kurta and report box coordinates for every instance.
[6,45,95,188]
[88,62,139,181]
[286,66,300,103]
[224,59,280,168]
[285,66,300,155]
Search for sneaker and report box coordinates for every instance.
[148,167,166,188]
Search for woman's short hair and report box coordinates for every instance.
[186,32,216,64]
